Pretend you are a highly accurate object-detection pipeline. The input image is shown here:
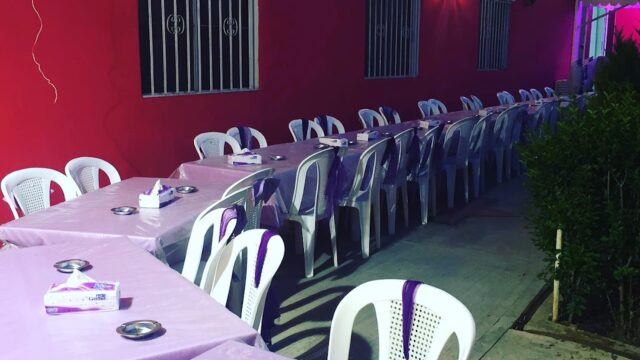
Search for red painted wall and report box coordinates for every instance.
[0,0,575,224]
[615,8,640,45]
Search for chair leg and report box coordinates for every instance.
[373,193,382,251]
[445,167,456,209]
[357,203,371,258]
[401,183,409,228]
[328,213,338,268]
[418,177,429,225]
[505,147,512,181]
[495,149,504,184]
[463,166,469,203]
[384,187,397,236]
[301,219,317,278]
[430,175,437,216]
[472,162,481,199]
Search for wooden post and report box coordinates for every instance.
[552,229,563,322]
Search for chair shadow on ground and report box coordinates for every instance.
[271,326,373,360]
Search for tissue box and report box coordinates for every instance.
[356,130,380,142]
[419,120,441,129]
[478,109,489,117]
[319,137,348,147]
[228,153,263,165]
[44,271,120,315]
[139,184,175,208]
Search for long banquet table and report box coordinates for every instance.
[0,239,265,360]
[0,177,245,255]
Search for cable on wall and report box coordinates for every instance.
[31,0,59,104]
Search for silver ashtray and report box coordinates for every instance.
[314,143,330,149]
[175,186,198,194]
[54,259,90,273]
[348,140,357,146]
[270,155,287,161]
[111,206,136,215]
[116,320,163,340]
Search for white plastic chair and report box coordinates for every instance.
[210,229,285,331]
[1,168,80,219]
[289,119,325,142]
[530,88,544,101]
[470,95,484,110]
[194,132,242,159]
[381,129,413,235]
[408,127,439,225]
[496,91,515,106]
[314,115,346,135]
[507,107,527,179]
[488,104,527,184]
[226,127,268,149]
[518,89,534,102]
[181,186,251,294]
[281,148,337,278]
[65,157,121,194]
[544,86,556,98]
[358,109,387,129]
[223,168,276,230]
[441,116,477,208]
[460,96,476,111]
[327,279,476,360]
[418,99,447,118]
[468,115,491,199]
[339,138,387,259]
[379,106,402,124]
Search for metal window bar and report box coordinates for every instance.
[478,0,511,71]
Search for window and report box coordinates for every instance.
[477,0,512,71]
[588,7,608,59]
[365,0,421,79]
[138,0,258,97]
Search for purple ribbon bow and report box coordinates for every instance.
[252,178,280,205]
[236,126,254,150]
[324,147,346,217]
[382,137,399,185]
[254,230,278,288]
[301,119,310,140]
[405,129,421,176]
[402,280,423,360]
[219,205,247,241]
[381,106,395,123]
[316,115,330,135]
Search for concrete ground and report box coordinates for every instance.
[268,177,549,359]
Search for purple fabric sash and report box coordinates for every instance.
[316,115,330,135]
[254,230,278,288]
[219,205,247,241]
[236,126,253,150]
[402,280,423,360]
[381,106,395,123]
[405,129,421,176]
[324,147,346,217]
[252,178,280,204]
[382,136,399,185]
[301,119,310,140]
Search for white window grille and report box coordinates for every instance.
[478,0,512,71]
[365,0,421,79]
[138,0,258,97]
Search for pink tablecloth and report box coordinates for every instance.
[0,240,263,360]
[0,177,243,253]
[192,340,292,360]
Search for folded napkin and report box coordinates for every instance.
[139,180,175,208]
[44,270,120,315]
[228,149,263,165]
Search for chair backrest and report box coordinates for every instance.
[327,279,476,360]
[460,96,475,111]
[470,95,484,110]
[492,104,527,149]
[510,107,527,147]
[387,128,414,184]
[541,100,559,133]
[65,157,121,194]
[226,126,268,149]
[181,186,251,293]
[194,132,242,159]
[289,119,325,142]
[525,106,544,138]
[345,139,388,202]
[211,229,285,331]
[530,88,544,101]
[469,115,491,159]
[443,116,477,167]
[379,106,402,124]
[497,91,515,106]
[413,127,439,179]
[222,168,275,230]
[1,168,80,219]
[419,99,447,116]
[288,148,334,218]
[358,109,386,129]
[518,89,533,102]
[544,86,556,98]
[314,115,346,135]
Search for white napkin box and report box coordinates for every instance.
[139,182,175,209]
[228,153,263,165]
[478,109,489,117]
[357,130,380,142]
[44,270,120,315]
[319,137,348,147]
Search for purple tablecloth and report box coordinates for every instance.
[0,177,243,253]
[0,240,264,360]
[191,340,292,360]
